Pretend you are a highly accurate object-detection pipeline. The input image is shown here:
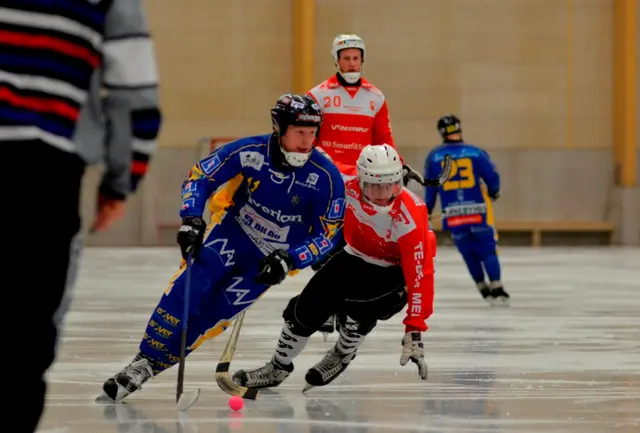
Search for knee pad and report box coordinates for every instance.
[282,295,315,337]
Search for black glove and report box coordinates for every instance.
[489,191,500,201]
[402,164,424,186]
[256,250,294,286]
[177,216,206,260]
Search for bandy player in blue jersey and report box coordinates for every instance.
[424,115,510,306]
[100,94,346,402]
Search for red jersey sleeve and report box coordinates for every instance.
[372,100,395,147]
[398,204,436,333]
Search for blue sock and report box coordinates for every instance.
[462,253,486,283]
[482,252,501,282]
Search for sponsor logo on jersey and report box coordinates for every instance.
[203,238,236,267]
[181,197,195,210]
[444,204,486,227]
[343,104,363,112]
[444,203,486,217]
[239,151,265,171]
[295,245,313,265]
[330,124,370,133]
[200,153,221,175]
[248,196,302,224]
[237,206,291,253]
[322,141,364,150]
[328,198,346,219]
[391,209,410,225]
[409,241,425,317]
[312,236,332,254]
[306,172,319,185]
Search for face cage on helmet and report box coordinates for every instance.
[360,179,402,209]
[334,40,365,84]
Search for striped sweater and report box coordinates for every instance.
[0,0,161,199]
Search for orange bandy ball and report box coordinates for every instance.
[229,395,244,411]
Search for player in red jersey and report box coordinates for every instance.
[308,34,424,335]
[307,34,395,165]
[233,144,436,391]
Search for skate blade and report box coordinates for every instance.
[95,393,115,404]
[489,297,510,307]
[321,332,329,342]
[177,388,201,412]
[302,383,315,394]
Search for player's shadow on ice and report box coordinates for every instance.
[98,401,199,433]
[259,389,367,433]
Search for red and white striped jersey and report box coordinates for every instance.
[307,75,395,168]
[342,178,436,333]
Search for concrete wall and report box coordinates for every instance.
[82,0,639,246]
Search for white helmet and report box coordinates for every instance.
[356,144,403,211]
[331,34,365,84]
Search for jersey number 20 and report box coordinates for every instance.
[442,158,476,191]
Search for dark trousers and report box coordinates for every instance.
[284,249,407,337]
[10,141,85,432]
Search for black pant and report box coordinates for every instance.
[10,141,85,433]
[284,249,407,337]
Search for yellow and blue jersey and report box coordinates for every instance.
[424,141,500,231]
[180,134,346,269]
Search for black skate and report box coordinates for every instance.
[476,282,492,302]
[489,286,510,306]
[101,354,154,402]
[303,347,356,392]
[233,356,293,389]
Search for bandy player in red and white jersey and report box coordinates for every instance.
[307,34,424,179]
[308,34,424,335]
[233,144,436,392]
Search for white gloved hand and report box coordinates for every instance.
[400,331,428,380]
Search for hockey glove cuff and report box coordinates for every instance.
[256,250,294,286]
[400,331,428,380]
[177,216,206,260]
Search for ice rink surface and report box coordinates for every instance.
[38,246,639,433]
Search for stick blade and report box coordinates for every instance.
[215,362,259,400]
[423,153,453,187]
[177,388,201,411]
